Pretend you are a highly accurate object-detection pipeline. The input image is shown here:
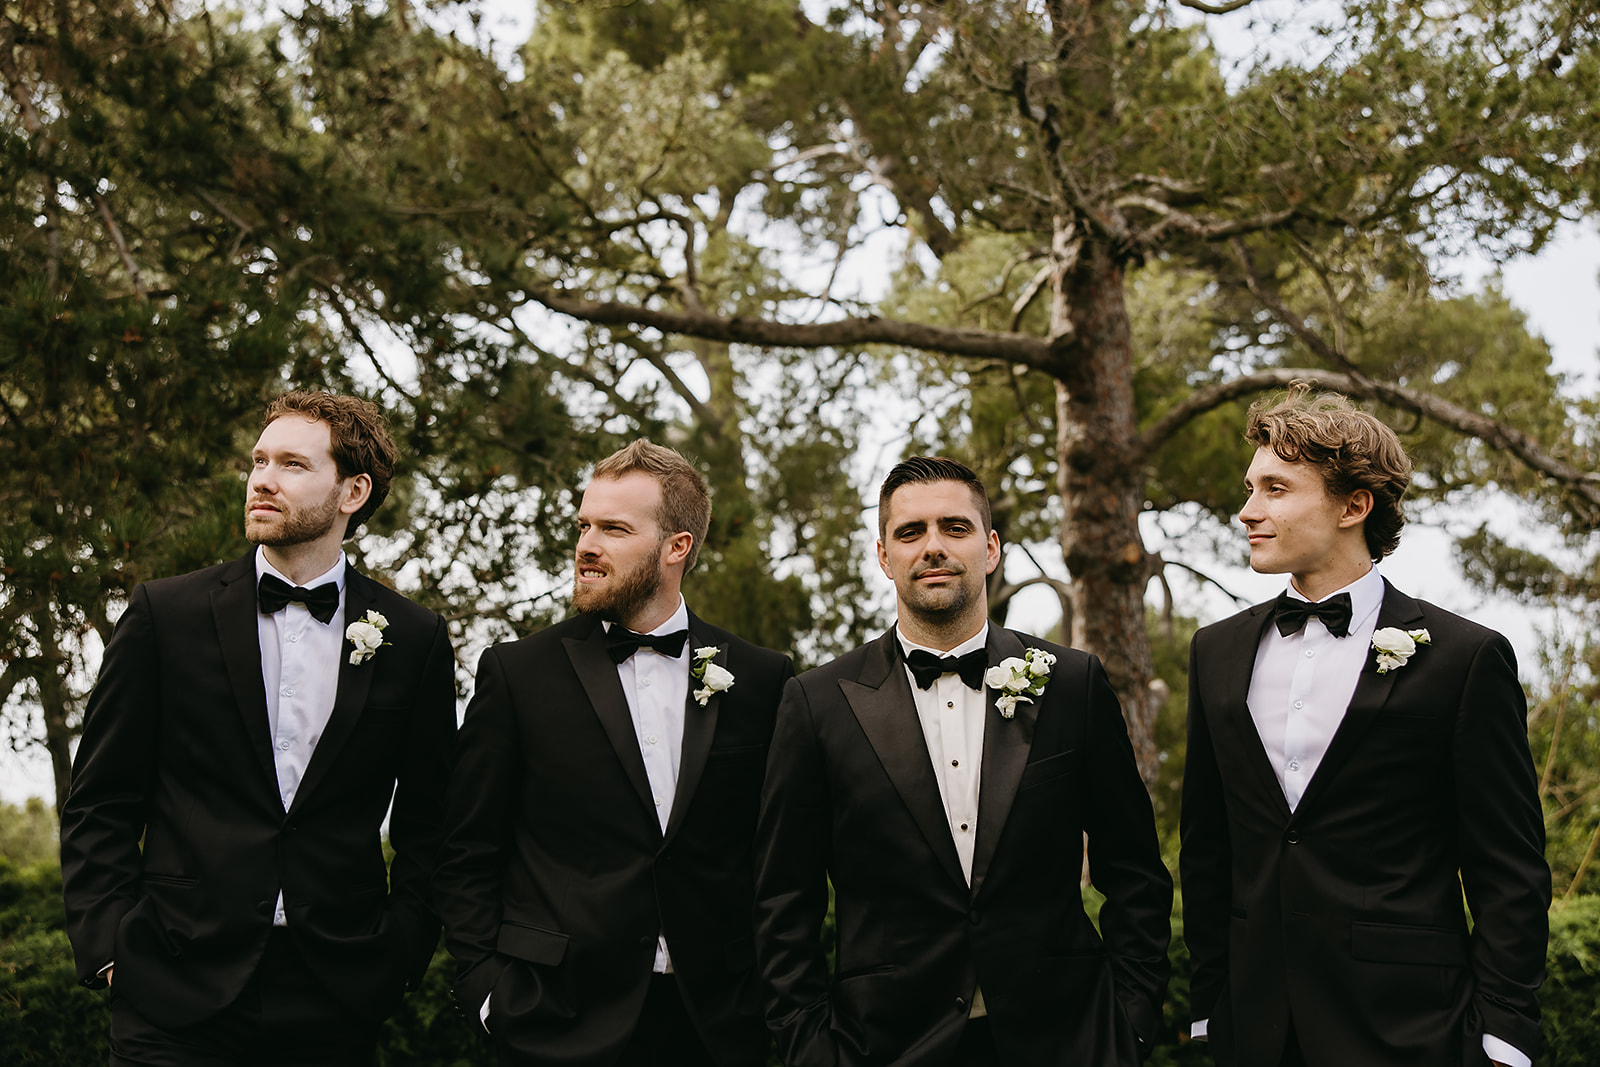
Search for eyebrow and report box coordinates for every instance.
[892,515,976,535]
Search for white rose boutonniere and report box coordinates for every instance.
[1371,626,1431,673]
[691,645,734,706]
[983,647,1056,719]
[345,610,389,666]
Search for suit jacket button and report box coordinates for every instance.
[954,996,968,1012]
[639,935,653,947]
[257,900,272,917]
[1286,830,1301,844]
[969,909,982,925]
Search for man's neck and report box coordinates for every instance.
[1289,557,1373,603]
[895,612,986,653]
[619,586,686,635]
[261,540,345,586]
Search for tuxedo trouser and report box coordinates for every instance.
[953,1016,1000,1067]
[108,928,377,1067]
[613,974,716,1067]
[1278,1016,1307,1067]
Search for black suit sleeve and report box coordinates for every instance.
[754,675,840,1067]
[434,645,520,1015]
[1178,633,1230,1027]
[383,612,457,989]
[59,584,162,987]
[1080,654,1174,1045]
[1453,632,1549,1055]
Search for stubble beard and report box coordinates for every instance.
[245,485,344,548]
[899,556,980,634]
[572,544,666,625]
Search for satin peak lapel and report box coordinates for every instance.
[564,625,659,831]
[664,618,723,844]
[971,627,1033,899]
[1294,581,1420,815]
[289,570,379,814]
[212,554,277,793]
[1214,603,1291,823]
[840,633,965,890]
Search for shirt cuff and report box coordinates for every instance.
[479,991,491,1033]
[1483,1034,1530,1067]
[1191,1018,1208,1040]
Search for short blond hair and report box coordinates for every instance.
[592,440,712,570]
[1245,383,1412,560]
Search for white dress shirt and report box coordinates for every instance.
[256,547,346,925]
[898,624,989,1017]
[611,597,693,974]
[1194,568,1529,1067]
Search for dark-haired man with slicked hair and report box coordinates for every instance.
[755,456,1171,1066]
[436,439,793,1066]
[1181,384,1550,1067]
[62,391,456,1066]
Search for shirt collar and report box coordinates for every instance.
[896,622,990,660]
[601,595,689,636]
[255,545,347,592]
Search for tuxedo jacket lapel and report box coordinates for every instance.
[841,633,965,890]
[564,623,660,833]
[289,570,379,815]
[1293,580,1417,816]
[211,553,278,794]
[664,615,721,845]
[1215,603,1292,823]
[971,627,1032,899]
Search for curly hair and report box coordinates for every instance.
[1245,383,1413,560]
[262,391,398,536]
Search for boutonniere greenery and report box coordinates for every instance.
[345,610,389,666]
[984,647,1055,719]
[691,645,733,706]
[1371,626,1431,673]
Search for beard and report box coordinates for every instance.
[898,555,979,623]
[572,543,666,624]
[244,484,344,548]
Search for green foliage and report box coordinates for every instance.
[0,799,58,868]
[1526,632,1600,897]
[1542,895,1600,1065]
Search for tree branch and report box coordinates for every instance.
[1177,0,1258,14]
[1136,367,1600,521]
[91,191,147,301]
[522,287,1058,365]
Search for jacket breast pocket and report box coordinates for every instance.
[1018,749,1076,792]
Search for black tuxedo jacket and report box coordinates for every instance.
[59,551,457,1029]
[1180,581,1550,1067]
[754,628,1172,1067]
[433,610,794,1066]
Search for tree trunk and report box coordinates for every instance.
[35,613,77,818]
[1051,230,1160,788]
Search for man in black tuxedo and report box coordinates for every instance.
[60,391,457,1065]
[755,457,1172,1067]
[434,439,794,1066]
[1180,385,1550,1067]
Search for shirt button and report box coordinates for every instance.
[278,740,292,751]
[287,633,299,643]
[647,735,658,745]
[951,760,959,768]
[641,677,652,688]
[1288,760,1301,771]
[946,701,954,709]
[654,796,662,807]
[959,822,970,832]
[281,686,295,697]
[1304,649,1314,658]
[1293,700,1304,709]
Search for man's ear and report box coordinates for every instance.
[1338,488,1374,529]
[662,531,693,569]
[339,473,373,516]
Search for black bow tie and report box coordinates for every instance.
[1273,591,1353,638]
[258,573,341,625]
[605,626,689,664]
[905,647,988,691]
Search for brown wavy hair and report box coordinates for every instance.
[592,440,712,571]
[262,391,398,536]
[1245,382,1412,560]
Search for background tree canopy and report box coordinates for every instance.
[2,0,1599,819]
